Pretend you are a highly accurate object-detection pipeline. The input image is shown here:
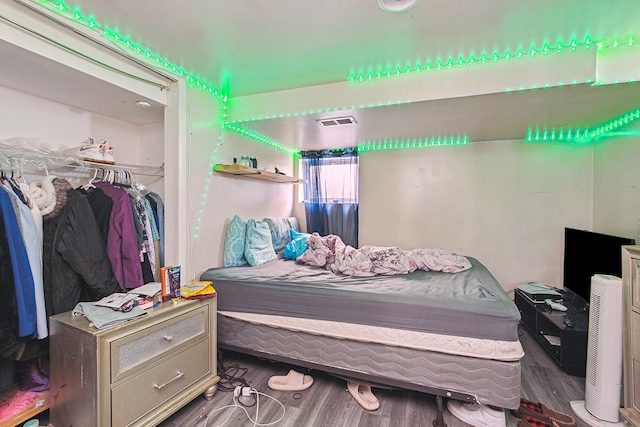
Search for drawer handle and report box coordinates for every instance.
[153,371,184,390]
[163,335,174,342]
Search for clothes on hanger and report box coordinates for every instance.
[78,187,113,249]
[40,179,120,316]
[2,180,47,340]
[0,162,165,350]
[0,155,164,397]
[80,169,164,287]
[0,196,35,358]
[86,181,144,289]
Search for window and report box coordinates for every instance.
[300,149,359,247]
[304,157,358,204]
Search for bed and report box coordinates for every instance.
[201,225,523,425]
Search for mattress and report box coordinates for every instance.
[217,313,522,410]
[201,257,520,341]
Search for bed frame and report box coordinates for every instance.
[216,313,521,427]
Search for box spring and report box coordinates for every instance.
[217,314,521,410]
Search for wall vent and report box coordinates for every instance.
[316,116,357,127]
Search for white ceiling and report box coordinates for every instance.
[19,0,640,150]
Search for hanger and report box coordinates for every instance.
[82,168,99,191]
[16,159,26,184]
[104,169,114,184]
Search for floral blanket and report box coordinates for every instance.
[296,233,472,276]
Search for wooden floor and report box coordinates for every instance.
[157,325,588,427]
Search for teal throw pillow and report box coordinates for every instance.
[223,215,248,267]
[263,217,292,253]
[286,217,301,233]
[245,219,277,266]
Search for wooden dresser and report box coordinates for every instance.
[49,297,218,427]
[622,246,640,426]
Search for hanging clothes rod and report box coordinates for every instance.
[0,147,164,177]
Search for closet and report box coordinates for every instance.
[0,1,186,424]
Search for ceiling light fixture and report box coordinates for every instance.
[136,100,151,108]
[378,0,419,13]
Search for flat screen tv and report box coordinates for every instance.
[563,227,635,304]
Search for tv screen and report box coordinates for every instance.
[563,227,635,304]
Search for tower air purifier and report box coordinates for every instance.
[571,274,624,426]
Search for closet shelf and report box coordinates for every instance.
[213,164,306,184]
[70,160,165,177]
[0,387,49,427]
[0,147,164,177]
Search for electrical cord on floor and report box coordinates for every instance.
[203,387,286,427]
[216,350,251,393]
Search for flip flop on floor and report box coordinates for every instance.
[347,381,380,411]
[268,369,313,391]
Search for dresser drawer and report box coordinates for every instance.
[111,339,210,426]
[111,306,208,382]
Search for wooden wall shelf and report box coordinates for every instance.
[213,164,306,184]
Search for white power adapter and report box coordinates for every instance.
[234,386,254,397]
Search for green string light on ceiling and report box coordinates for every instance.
[37,0,227,103]
[225,124,297,156]
[347,36,638,84]
[37,0,294,156]
[34,0,640,153]
[230,37,638,129]
[358,136,468,152]
[226,100,411,127]
[33,0,237,240]
[526,107,640,144]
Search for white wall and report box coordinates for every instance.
[359,140,595,291]
[593,136,640,240]
[184,87,297,280]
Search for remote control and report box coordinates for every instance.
[545,299,567,312]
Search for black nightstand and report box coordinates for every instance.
[514,287,588,377]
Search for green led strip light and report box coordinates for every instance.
[230,37,638,131]
[37,0,226,102]
[225,124,297,156]
[526,107,640,144]
[227,100,412,126]
[36,1,640,154]
[33,0,297,157]
[192,130,226,240]
[358,136,468,151]
[35,2,299,165]
[32,0,235,240]
[348,37,637,84]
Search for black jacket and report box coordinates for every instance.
[42,188,120,316]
